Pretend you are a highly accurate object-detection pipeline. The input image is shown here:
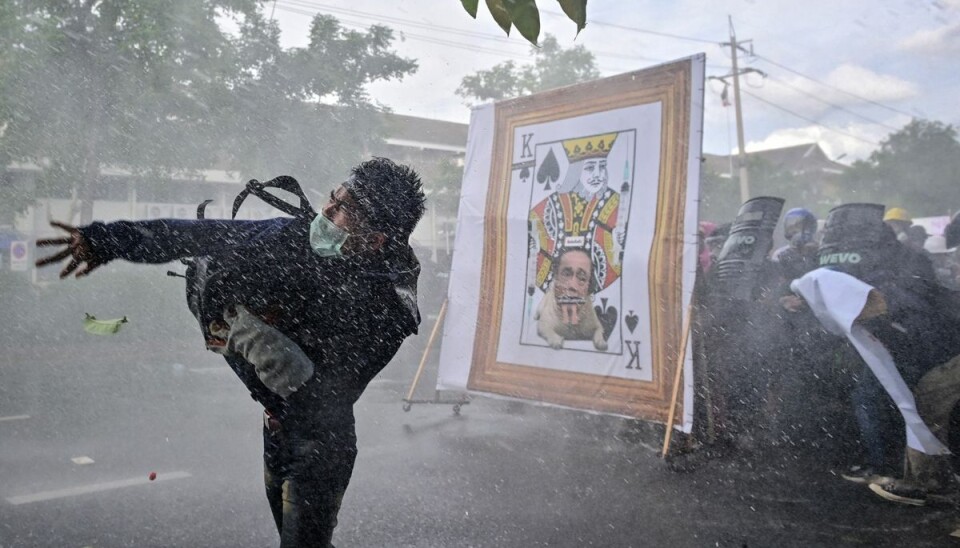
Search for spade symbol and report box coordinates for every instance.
[594,298,618,341]
[519,165,531,183]
[536,148,560,191]
[625,310,639,334]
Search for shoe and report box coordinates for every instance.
[840,465,893,485]
[869,480,926,506]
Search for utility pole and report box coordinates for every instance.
[721,16,756,203]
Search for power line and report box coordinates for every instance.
[740,88,881,146]
[280,0,527,46]
[273,4,534,61]
[277,0,699,69]
[752,53,916,118]
[764,76,901,132]
[540,9,718,45]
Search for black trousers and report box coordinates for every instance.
[263,420,357,547]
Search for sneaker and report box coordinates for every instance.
[840,465,893,485]
[869,480,926,506]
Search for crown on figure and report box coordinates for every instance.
[562,133,618,162]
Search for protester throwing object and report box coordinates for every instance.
[35,158,427,547]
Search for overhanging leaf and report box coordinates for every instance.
[460,0,479,18]
[556,0,587,34]
[485,0,513,35]
[509,0,541,44]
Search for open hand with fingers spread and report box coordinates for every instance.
[35,221,105,279]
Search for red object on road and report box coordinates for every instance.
[149,472,157,481]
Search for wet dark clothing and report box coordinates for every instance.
[836,241,960,472]
[856,243,959,374]
[773,244,819,288]
[80,217,421,546]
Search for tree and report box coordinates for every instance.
[221,12,417,187]
[0,0,259,224]
[840,119,960,217]
[698,170,741,223]
[456,34,599,103]
[458,0,587,45]
[428,158,465,220]
[0,2,418,224]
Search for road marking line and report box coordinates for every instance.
[0,415,30,422]
[6,471,192,505]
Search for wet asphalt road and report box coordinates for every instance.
[0,338,957,548]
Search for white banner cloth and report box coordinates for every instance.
[791,269,949,455]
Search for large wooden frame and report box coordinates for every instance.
[466,58,696,422]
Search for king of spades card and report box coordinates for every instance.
[444,56,703,425]
[493,101,663,383]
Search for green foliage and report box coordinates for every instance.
[698,170,741,223]
[427,159,465,219]
[0,1,417,222]
[456,34,600,103]
[840,119,960,217]
[460,0,480,18]
[507,0,541,44]
[1,0,260,222]
[459,0,588,44]
[699,157,822,223]
[220,12,417,188]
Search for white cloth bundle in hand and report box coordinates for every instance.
[220,305,315,399]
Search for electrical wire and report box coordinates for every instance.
[277,4,659,76]
[274,4,535,61]
[281,0,896,143]
[740,89,881,146]
[752,53,916,118]
[278,0,703,68]
[540,9,718,45]
[280,0,525,46]
[764,75,901,131]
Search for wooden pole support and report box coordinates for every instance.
[404,299,449,402]
[661,300,695,458]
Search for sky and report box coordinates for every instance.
[266,0,960,162]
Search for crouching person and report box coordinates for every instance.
[36,158,427,547]
[870,354,960,506]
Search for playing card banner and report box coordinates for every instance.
[438,56,704,429]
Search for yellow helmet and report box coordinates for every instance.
[883,207,911,223]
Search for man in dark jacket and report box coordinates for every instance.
[36,158,426,547]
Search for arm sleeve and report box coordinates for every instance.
[78,218,290,264]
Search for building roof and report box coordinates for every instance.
[379,113,468,153]
[703,143,846,177]
[7,112,471,183]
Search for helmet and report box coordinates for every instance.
[883,207,911,223]
[782,208,818,246]
[924,235,951,254]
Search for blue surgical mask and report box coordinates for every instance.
[309,213,349,257]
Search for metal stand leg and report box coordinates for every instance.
[402,299,470,414]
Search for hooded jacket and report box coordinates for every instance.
[80,216,421,437]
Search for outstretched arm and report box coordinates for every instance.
[36,217,291,278]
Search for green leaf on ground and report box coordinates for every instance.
[83,314,129,335]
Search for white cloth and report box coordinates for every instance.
[791,269,949,455]
[222,305,315,399]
